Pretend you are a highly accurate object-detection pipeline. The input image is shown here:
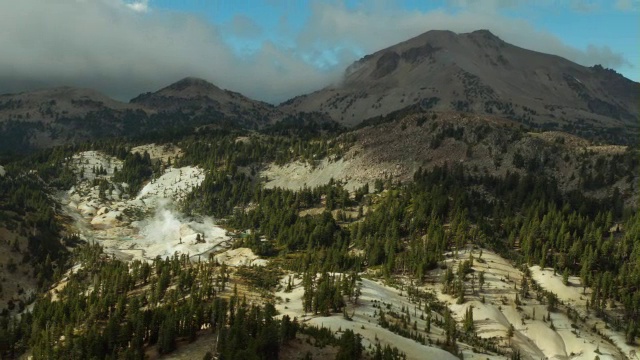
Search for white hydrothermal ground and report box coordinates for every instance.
[136,166,205,205]
[71,150,123,181]
[125,199,230,260]
[276,276,460,360]
[276,250,635,360]
[436,250,632,360]
[213,247,267,267]
[61,149,264,265]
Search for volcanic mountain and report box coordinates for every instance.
[0,77,282,151]
[2,30,638,150]
[279,29,639,144]
[0,86,140,123]
[131,77,282,128]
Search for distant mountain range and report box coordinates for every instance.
[0,29,637,151]
[0,77,282,152]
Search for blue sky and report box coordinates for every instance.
[0,0,637,102]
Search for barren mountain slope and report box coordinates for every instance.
[280,30,639,144]
[263,110,637,204]
[0,86,141,123]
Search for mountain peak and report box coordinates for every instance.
[128,76,280,126]
[469,29,499,38]
[465,29,505,47]
[165,77,222,93]
[281,29,638,144]
[129,77,228,103]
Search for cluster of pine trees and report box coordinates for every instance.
[1,117,638,358]
[111,151,156,195]
[0,173,68,288]
[0,243,303,359]
[171,129,639,343]
[300,272,360,316]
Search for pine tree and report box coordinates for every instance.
[463,306,475,333]
[507,323,515,346]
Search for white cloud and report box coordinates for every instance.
[615,0,640,11]
[227,15,263,38]
[0,0,336,103]
[297,1,629,73]
[0,0,633,104]
[125,0,149,13]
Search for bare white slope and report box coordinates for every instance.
[531,266,639,359]
[273,250,631,360]
[137,166,205,205]
[60,149,243,263]
[260,147,407,192]
[262,159,359,191]
[276,276,460,360]
[433,250,630,360]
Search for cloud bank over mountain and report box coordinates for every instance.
[0,0,632,103]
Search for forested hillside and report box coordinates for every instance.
[0,112,637,359]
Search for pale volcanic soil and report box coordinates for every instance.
[530,266,639,359]
[261,158,364,191]
[275,249,636,360]
[435,249,634,359]
[59,145,264,266]
[275,275,461,360]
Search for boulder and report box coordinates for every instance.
[91,211,122,229]
[78,203,97,217]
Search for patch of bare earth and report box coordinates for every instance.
[261,112,637,204]
[131,143,182,165]
[427,249,630,359]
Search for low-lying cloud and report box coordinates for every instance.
[0,0,337,103]
[0,0,632,104]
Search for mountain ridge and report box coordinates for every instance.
[130,76,282,126]
[280,29,638,144]
[0,76,284,152]
[0,30,638,150]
